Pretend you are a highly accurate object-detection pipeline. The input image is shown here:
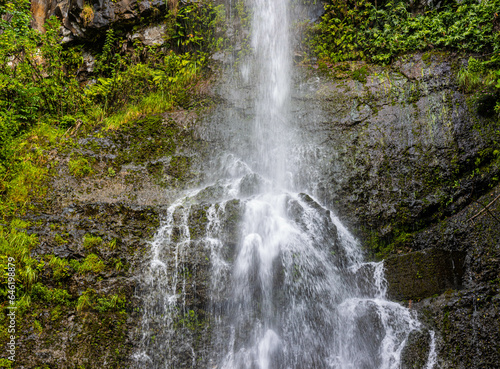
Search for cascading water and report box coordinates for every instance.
[133,1,430,368]
[249,0,290,186]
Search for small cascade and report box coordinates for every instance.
[425,330,438,369]
[133,0,430,368]
[133,170,423,368]
[133,196,200,368]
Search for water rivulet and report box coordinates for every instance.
[133,1,433,368]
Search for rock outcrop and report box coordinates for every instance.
[194,48,500,368]
[31,0,172,43]
[10,111,210,368]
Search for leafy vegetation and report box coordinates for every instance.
[457,56,500,117]
[31,283,72,305]
[0,0,224,238]
[0,0,224,178]
[0,220,40,294]
[76,288,125,313]
[78,254,106,274]
[310,0,500,114]
[312,0,500,64]
[83,234,103,249]
[48,255,71,280]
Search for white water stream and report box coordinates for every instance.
[132,1,433,368]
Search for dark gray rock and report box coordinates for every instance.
[287,53,499,257]
[400,329,433,369]
[31,0,169,42]
[384,249,466,301]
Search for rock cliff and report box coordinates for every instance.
[10,1,500,367]
[290,53,500,368]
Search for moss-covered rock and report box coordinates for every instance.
[0,108,210,368]
[400,329,433,369]
[289,53,499,259]
[384,249,466,301]
[0,201,162,368]
[270,52,500,368]
[416,286,500,369]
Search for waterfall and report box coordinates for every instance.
[250,0,290,186]
[132,1,428,368]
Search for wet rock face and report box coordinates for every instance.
[10,111,208,368]
[32,202,161,260]
[19,202,160,368]
[384,249,466,301]
[404,185,500,369]
[290,52,499,251]
[400,329,433,369]
[281,52,499,368]
[50,112,203,208]
[200,50,499,368]
[414,286,500,369]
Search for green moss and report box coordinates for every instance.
[187,204,209,240]
[54,232,69,245]
[77,254,106,274]
[352,65,369,84]
[68,155,95,177]
[0,3,218,365]
[76,288,126,313]
[76,289,95,312]
[83,234,103,249]
[113,115,178,165]
[0,220,39,289]
[32,283,72,305]
[50,305,66,321]
[176,309,205,332]
[407,84,422,104]
[146,161,163,177]
[168,156,192,180]
[0,358,13,368]
[48,255,72,280]
[107,167,116,177]
[421,51,432,64]
[106,238,118,250]
[95,294,126,313]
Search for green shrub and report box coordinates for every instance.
[59,115,77,130]
[312,0,500,65]
[170,1,226,54]
[86,51,203,116]
[0,0,85,128]
[311,0,500,113]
